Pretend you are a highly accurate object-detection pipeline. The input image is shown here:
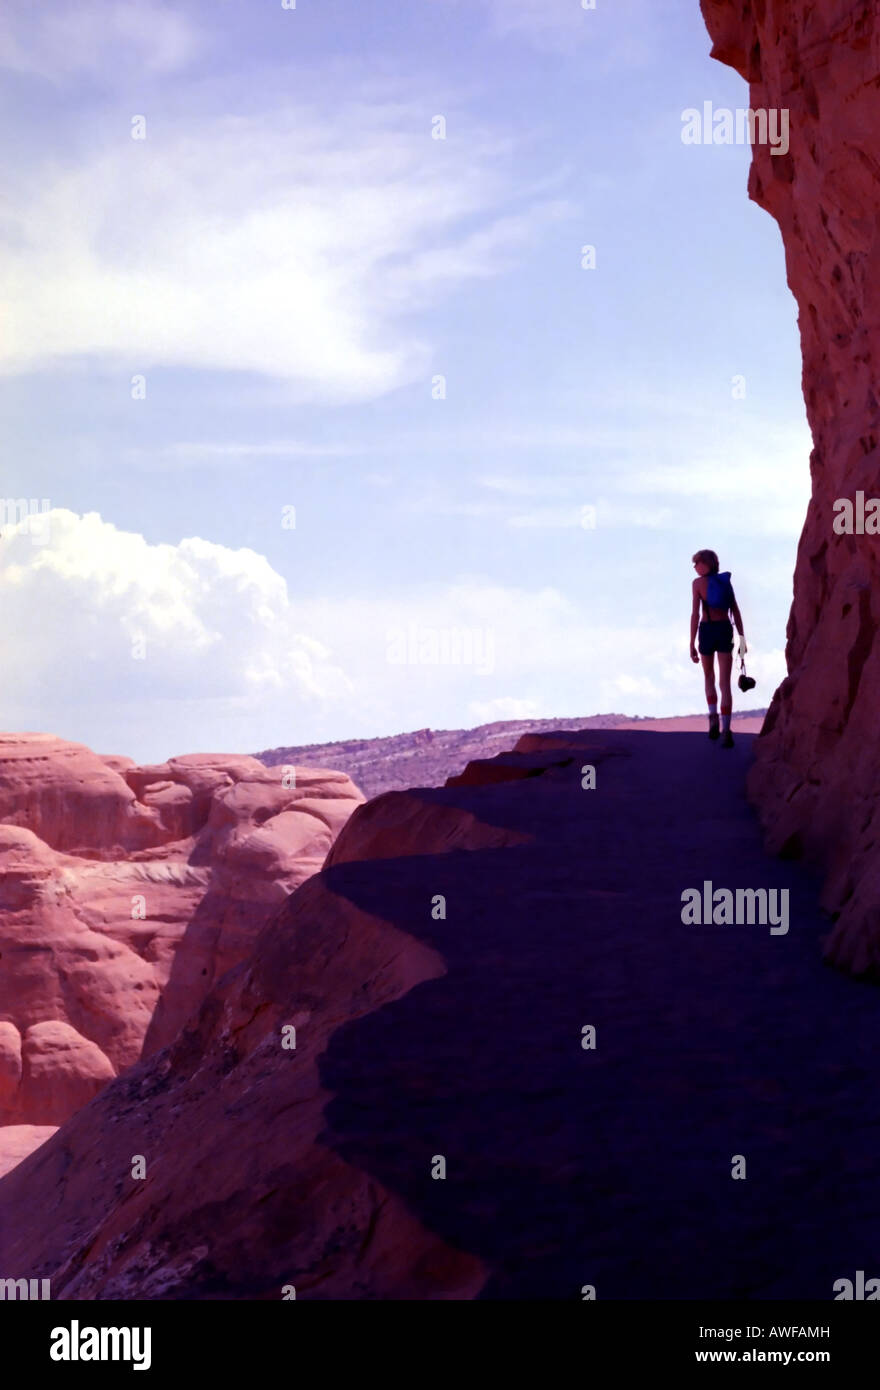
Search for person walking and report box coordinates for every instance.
[690,549,746,749]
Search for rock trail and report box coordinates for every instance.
[318,729,880,1299]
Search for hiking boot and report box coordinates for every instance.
[721,729,734,749]
[708,717,720,741]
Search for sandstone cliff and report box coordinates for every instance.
[701,0,880,973]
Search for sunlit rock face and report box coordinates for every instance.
[0,734,363,1125]
[701,1,880,974]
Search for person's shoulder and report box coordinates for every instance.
[692,575,703,591]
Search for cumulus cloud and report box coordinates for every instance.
[0,509,351,711]
[0,99,566,400]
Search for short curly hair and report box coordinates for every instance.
[692,549,719,573]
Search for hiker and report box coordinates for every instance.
[689,549,746,748]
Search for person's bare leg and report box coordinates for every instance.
[718,652,734,747]
[701,653,719,738]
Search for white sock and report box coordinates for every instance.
[721,714,731,732]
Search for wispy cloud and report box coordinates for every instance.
[0,101,567,400]
[401,416,809,534]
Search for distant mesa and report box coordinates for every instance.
[255,710,767,800]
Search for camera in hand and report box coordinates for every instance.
[738,673,756,692]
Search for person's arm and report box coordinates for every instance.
[690,580,701,663]
[730,593,745,641]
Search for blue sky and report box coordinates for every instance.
[0,0,810,763]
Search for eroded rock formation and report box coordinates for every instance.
[0,734,362,1130]
[0,775,519,1297]
[701,0,880,973]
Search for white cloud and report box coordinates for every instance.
[0,1,199,78]
[0,509,351,713]
[0,103,566,400]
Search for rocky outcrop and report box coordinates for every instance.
[0,734,166,855]
[5,727,880,1299]
[0,863,489,1299]
[700,1,880,973]
[0,735,362,1127]
[325,788,532,865]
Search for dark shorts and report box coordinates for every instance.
[698,619,734,655]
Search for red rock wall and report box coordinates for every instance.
[700,0,880,973]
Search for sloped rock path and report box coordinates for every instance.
[319,730,880,1299]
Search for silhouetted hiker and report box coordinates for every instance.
[690,549,746,748]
